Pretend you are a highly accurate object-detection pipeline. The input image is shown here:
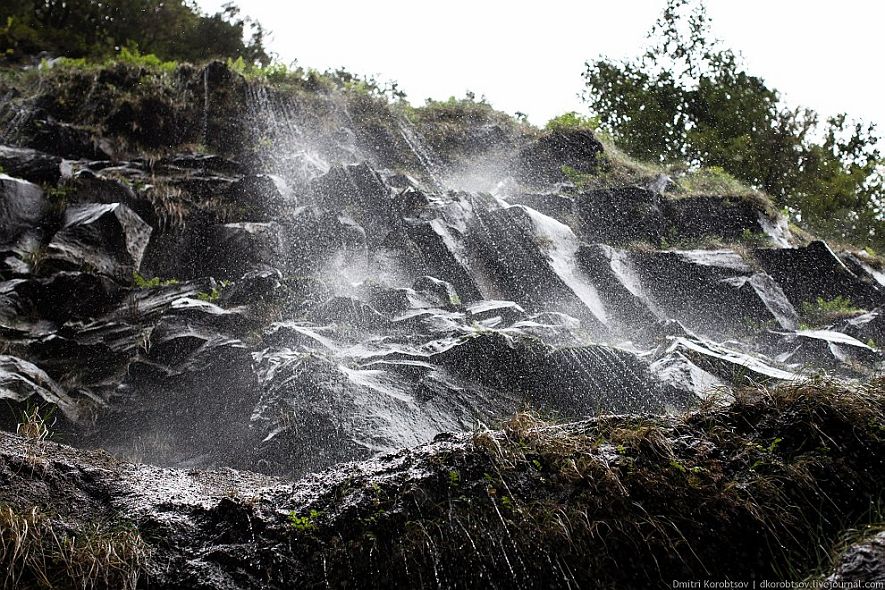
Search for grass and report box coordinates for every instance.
[0,505,147,590]
[15,406,51,443]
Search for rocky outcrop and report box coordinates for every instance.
[0,60,881,489]
[44,203,152,283]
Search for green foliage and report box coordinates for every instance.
[0,0,270,65]
[195,281,229,303]
[132,272,179,289]
[800,296,863,327]
[582,0,884,248]
[676,166,756,197]
[288,509,322,532]
[545,112,600,133]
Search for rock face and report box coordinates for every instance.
[0,60,881,482]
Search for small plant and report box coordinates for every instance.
[195,282,229,303]
[448,470,461,486]
[132,272,179,288]
[16,405,52,442]
[288,509,322,532]
[740,228,770,247]
[800,296,863,327]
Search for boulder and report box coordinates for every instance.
[662,195,773,242]
[0,355,81,425]
[44,203,152,283]
[629,249,799,336]
[0,174,47,247]
[515,128,604,184]
[223,174,291,220]
[826,531,885,585]
[0,145,62,184]
[755,241,883,309]
[403,219,483,302]
[576,186,666,244]
[203,222,287,280]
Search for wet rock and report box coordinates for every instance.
[755,241,883,309]
[630,249,798,336]
[68,169,156,227]
[470,205,608,331]
[307,296,388,328]
[833,307,885,347]
[662,195,773,242]
[22,113,112,160]
[577,186,666,244]
[465,299,525,323]
[774,328,880,371]
[413,275,462,309]
[576,244,660,330]
[0,354,81,425]
[0,174,47,247]
[826,531,885,584]
[403,219,483,302]
[203,222,287,280]
[371,287,436,316]
[0,145,62,184]
[44,203,152,283]
[161,153,244,176]
[310,162,393,217]
[515,128,604,184]
[288,208,367,275]
[223,174,291,220]
[221,269,283,306]
[32,271,125,321]
[658,337,798,385]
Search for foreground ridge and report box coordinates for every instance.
[1,378,882,588]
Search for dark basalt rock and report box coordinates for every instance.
[223,173,291,220]
[515,128,604,184]
[21,113,112,160]
[577,186,666,244]
[220,268,283,306]
[44,203,152,284]
[0,174,47,247]
[755,241,883,309]
[662,195,771,241]
[576,243,660,331]
[826,531,885,585]
[630,249,798,336]
[32,271,125,321]
[403,219,483,302]
[0,354,80,427]
[203,221,288,280]
[0,145,62,184]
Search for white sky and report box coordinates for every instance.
[197,0,884,129]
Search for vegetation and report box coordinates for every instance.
[275,377,884,587]
[0,0,269,65]
[800,296,865,327]
[582,0,884,249]
[132,272,179,289]
[0,505,147,590]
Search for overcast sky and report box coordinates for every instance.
[196,0,884,129]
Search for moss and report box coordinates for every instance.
[800,296,865,327]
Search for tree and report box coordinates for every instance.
[582,0,884,247]
[0,0,270,65]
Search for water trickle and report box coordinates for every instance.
[397,117,445,192]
